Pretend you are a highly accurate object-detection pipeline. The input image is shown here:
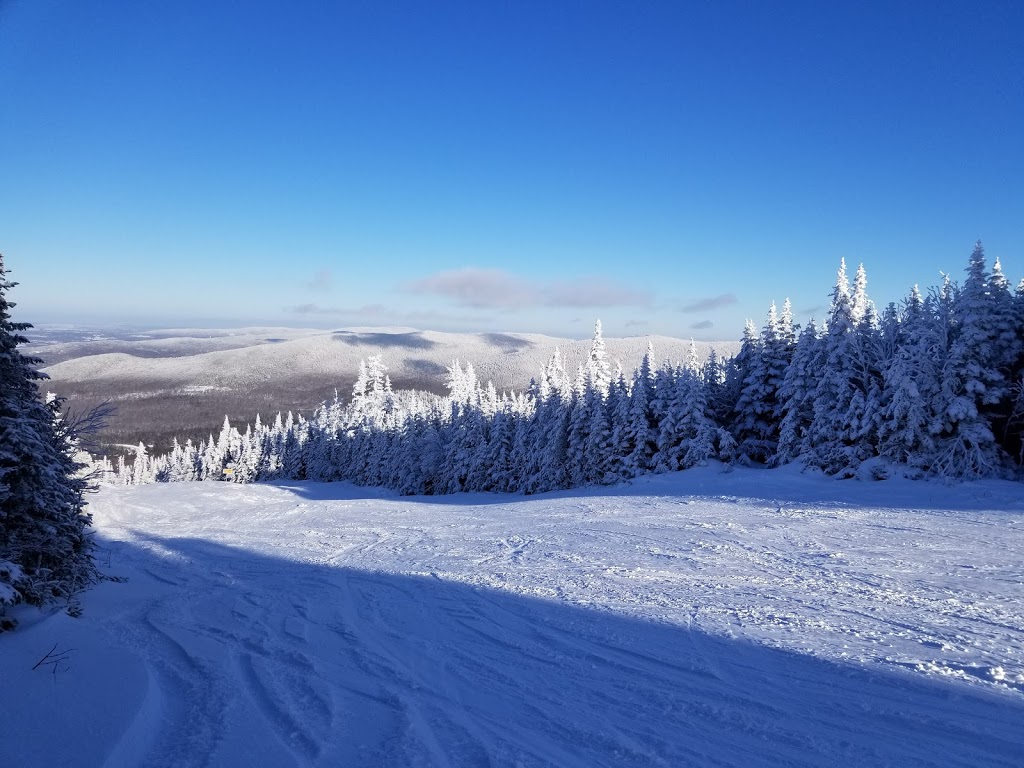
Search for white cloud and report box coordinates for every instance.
[678,293,737,313]
[406,268,653,310]
[405,268,534,309]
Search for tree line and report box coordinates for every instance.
[101,243,1024,493]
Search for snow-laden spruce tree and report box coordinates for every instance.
[987,257,1024,458]
[724,319,760,434]
[988,258,1022,378]
[806,259,864,474]
[700,348,729,424]
[586,319,613,393]
[1006,277,1024,463]
[774,319,823,464]
[565,368,589,486]
[131,441,152,485]
[843,286,885,465]
[732,303,793,464]
[933,242,1011,477]
[623,344,658,477]
[653,363,685,472]
[0,254,96,627]
[605,366,632,481]
[580,369,614,485]
[677,342,718,467]
[877,286,938,470]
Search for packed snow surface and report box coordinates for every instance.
[4,466,1024,767]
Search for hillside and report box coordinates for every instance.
[31,326,739,452]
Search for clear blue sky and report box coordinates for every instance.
[1,0,1021,339]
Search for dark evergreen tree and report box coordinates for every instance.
[624,345,658,476]
[733,304,792,463]
[807,259,862,474]
[1005,278,1024,464]
[878,287,938,470]
[935,243,1011,476]
[0,255,96,627]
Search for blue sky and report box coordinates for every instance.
[1,1,1021,339]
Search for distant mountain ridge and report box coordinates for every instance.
[31,325,740,452]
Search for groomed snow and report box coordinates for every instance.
[3,465,1023,766]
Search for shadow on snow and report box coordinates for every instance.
[75,532,1024,767]
[267,464,1024,517]
[331,331,438,351]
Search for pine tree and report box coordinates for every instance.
[1005,278,1024,463]
[581,372,613,484]
[878,286,937,469]
[533,386,570,492]
[844,297,884,464]
[0,255,96,625]
[586,319,612,393]
[987,257,1024,457]
[723,319,759,423]
[115,453,129,485]
[807,259,863,474]
[131,441,151,485]
[482,408,515,492]
[565,373,590,486]
[851,263,871,325]
[624,344,658,476]
[988,258,1021,375]
[678,354,717,468]
[654,365,684,472]
[701,349,728,424]
[934,243,1010,476]
[605,367,632,481]
[733,305,790,463]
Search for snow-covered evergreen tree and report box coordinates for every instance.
[843,291,884,464]
[0,254,96,625]
[605,367,632,481]
[733,305,791,463]
[934,243,1010,476]
[723,319,758,424]
[623,344,658,477]
[878,286,937,470]
[654,364,684,473]
[678,348,717,468]
[806,259,864,474]
[131,441,152,485]
[581,372,613,485]
[586,319,613,393]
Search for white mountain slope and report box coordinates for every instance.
[34,325,740,449]
[39,326,737,392]
[2,465,1022,767]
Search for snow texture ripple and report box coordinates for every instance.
[3,466,1023,767]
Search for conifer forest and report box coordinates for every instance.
[104,244,1024,493]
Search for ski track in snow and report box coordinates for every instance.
[4,467,1024,767]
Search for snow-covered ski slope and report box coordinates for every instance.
[4,465,1024,767]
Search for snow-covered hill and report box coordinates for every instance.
[38,326,735,389]
[34,326,739,451]
[3,466,1022,766]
